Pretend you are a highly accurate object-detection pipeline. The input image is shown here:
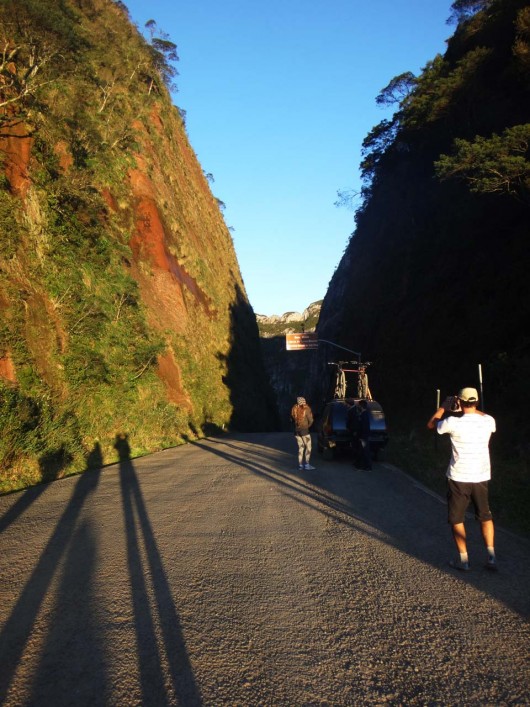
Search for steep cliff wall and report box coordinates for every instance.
[257,301,322,429]
[316,0,530,440]
[0,0,278,490]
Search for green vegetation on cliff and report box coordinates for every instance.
[0,0,278,492]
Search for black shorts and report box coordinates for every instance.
[447,479,493,525]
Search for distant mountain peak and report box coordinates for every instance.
[256,301,322,337]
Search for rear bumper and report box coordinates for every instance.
[369,434,388,449]
[318,434,353,450]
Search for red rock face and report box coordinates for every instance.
[0,120,33,197]
[0,353,16,383]
[156,350,191,407]
[54,140,74,173]
[128,165,214,408]
[128,167,214,326]
[128,167,188,334]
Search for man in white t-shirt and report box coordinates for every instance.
[427,387,497,572]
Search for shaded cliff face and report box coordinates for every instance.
[256,302,322,429]
[260,338,318,431]
[316,0,530,438]
[0,0,278,489]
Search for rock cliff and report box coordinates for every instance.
[256,301,322,337]
[314,0,530,436]
[0,0,278,490]
[257,301,322,429]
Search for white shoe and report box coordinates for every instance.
[304,464,315,470]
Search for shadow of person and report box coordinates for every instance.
[0,462,102,705]
[114,433,131,462]
[117,434,202,705]
[0,441,105,555]
[25,518,107,705]
[86,441,104,471]
[0,484,48,533]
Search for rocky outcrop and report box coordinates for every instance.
[257,301,322,337]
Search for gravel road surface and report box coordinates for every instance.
[1,432,529,706]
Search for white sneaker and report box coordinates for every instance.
[304,464,315,470]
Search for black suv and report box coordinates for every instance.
[317,399,388,460]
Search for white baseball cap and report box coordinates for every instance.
[458,387,479,403]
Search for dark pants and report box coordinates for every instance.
[353,437,372,470]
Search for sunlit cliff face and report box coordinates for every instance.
[0,0,278,488]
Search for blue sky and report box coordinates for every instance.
[124,0,454,316]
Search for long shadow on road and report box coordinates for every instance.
[192,434,530,619]
[0,466,103,705]
[0,438,203,707]
[0,483,50,533]
[26,518,107,705]
[1,432,527,704]
[116,434,202,707]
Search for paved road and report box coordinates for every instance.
[1,432,529,706]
